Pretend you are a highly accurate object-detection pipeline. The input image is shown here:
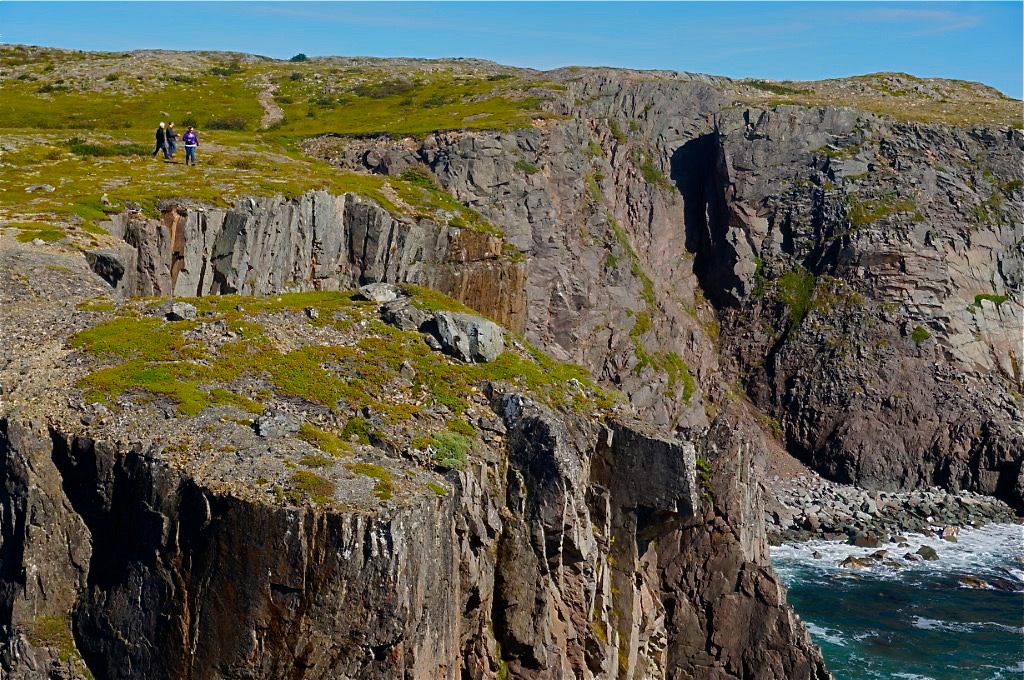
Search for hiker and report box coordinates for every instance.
[152,122,169,159]
[166,122,178,159]
[182,126,199,166]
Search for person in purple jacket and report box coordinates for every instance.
[182,126,199,166]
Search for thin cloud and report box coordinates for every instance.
[841,7,982,37]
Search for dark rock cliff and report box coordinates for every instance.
[0,396,825,679]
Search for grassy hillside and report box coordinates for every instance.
[0,46,545,240]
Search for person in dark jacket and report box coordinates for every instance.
[152,122,168,159]
[182,126,199,166]
[166,122,178,159]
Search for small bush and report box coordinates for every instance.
[431,431,471,470]
[910,325,932,344]
[973,293,1008,307]
[778,267,817,325]
[422,94,448,108]
[353,79,416,99]
[209,62,244,77]
[206,117,247,130]
[289,71,304,81]
[513,159,539,174]
[746,80,811,96]
[181,115,198,129]
[169,74,197,84]
[290,53,309,62]
[37,83,70,94]
[609,120,626,144]
[104,73,119,82]
[447,419,477,437]
[341,416,372,444]
[66,137,147,157]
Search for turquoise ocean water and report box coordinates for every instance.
[772,523,1024,680]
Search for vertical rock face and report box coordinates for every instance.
[308,72,1023,508]
[0,393,828,679]
[100,192,528,333]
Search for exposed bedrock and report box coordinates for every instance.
[94,191,527,333]
[0,394,827,679]
[310,72,1024,508]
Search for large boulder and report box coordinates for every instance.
[380,298,429,331]
[433,311,504,363]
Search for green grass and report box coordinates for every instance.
[288,470,336,504]
[848,195,921,227]
[430,431,472,470]
[632,149,672,190]
[297,422,349,455]
[972,293,1008,308]
[910,325,932,345]
[24,614,90,677]
[11,223,66,243]
[347,462,394,500]
[71,288,616,427]
[745,80,811,96]
[777,267,817,325]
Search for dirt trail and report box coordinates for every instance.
[256,76,283,129]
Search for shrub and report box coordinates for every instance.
[973,293,1008,307]
[910,325,931,344]
[778,267,817,325]
[104,73,119,82]
[513,159,539,174]
[206,117,247,130]
[353,79,416,99]
[209,62,244,77]
[66,137,147,157]
[290,53,308,62]
[289,71,304,81]
[341,416,372,444]
[181,115,197,129]
[431,431,471,470]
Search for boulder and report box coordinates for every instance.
[839,555,873,569]
[916,545,939,561]
[848,532,881,548]
[256,412,300,438]
[167,302,197,321]
[381,298,429,331]
[433,311,504,363]
[357,282,401,303]
[958,576,988,589]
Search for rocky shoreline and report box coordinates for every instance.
[765,473,1021,549]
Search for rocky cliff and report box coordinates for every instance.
[306,71,1024,509]
[3,48,1022,680]
[0,251,826,679]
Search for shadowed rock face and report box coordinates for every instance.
[0,395,826,679]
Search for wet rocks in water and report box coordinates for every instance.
[959,576,989,589]
[765,472,1019,545]
[916,545,939,561]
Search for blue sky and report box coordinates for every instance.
[2,2,1022,98]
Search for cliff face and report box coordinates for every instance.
[1,244,827,678]
[92,192,528,333]
[6,55,1021,680]
[0,380,825,680]
[307,72,1024,508]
